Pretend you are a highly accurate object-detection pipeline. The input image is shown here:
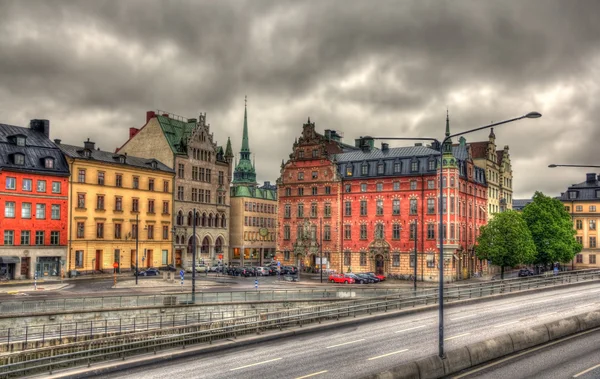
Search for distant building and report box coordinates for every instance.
[0,120,70,279]
[229,101,277,266]
[469,128,514,216]
[276,114,489,281]
[512,198,533,212]
[557,173,600,269]
[118,111,233,268]
[58,139,174,273]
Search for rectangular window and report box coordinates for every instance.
[149,179,155,191]
[96,195,105,210]
[51,204,60,219]
[394,163,401,173]
[392,254,400,267]
[163,180,170,193]
[360,224,367,239]
[298,172,304,180]
[361,165,368,175]
[177,186,184,201]
[427,198,435,214]
[361,183,367,192]
[75,250,84,268]
[345,201,352,216]
[312,187,318,195]
[360,200,367,216]
[35,231,44,245]
[284,204,291,218]
[410,199,418,215]
[392,224,400,239]
[37,180,46,192]
[344,224,351,239]
[218,171,224,185]
[297,203,304,218]
[576,254,583,263]
[298,188,304,196]
[411,161,418,172]
[576,219,583,230]
[178,164,185,178]
[162,226,169,240]
[576,236,583,245]
[132,176,139,189]
[377,163,384,175]
[590,237,597,248]
[428,180,435,189]
[115,196,123,211]
[147,225,154,240]
[36,204,46,219]
[97,171,105,185]
[4,231,14,245]
[324,225,331,241]
[360,252,367,266]
[590,206,597,212]
[590,220,596,230]
[77,194,86,208]
[376,199,383,215]
[410,181,417,190]
[21,202,31,218]
[392,199,400,215]
[427,254,435,268]
[77,222,84,238]
[20,230,30,245]
[345,184,351,193]
[324,202,331,217]
[79,171,86,184]
[132,224,138,239]
[22,178,32,191]
[576,205,583,212]
[312,171,318,179]
[590,254,597,264]
[148,199,155,213]
[115,174,123,187]
[344,252,351,266]
[393,181,400,191]
[96,223,104,238]
[376,183,383,192]
[450,196,455,213]
[115,223,122,239]
[410,223,417,240]
[4,201,15,218]
[284,225,290,240]
[132,198,139,212]
[163,201,169,214]
[50,231,59,245]
[325,186,331,194]
[5,177,16,189]
[427,224,435,239]
[162,249,168,265]
[311,202,318,218]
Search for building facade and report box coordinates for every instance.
[229,101,277,266]
[118,111,233,268]
[0,120,70,279]
[558,173,600,269]
[470,129,513,215]
[58,139,174,273]
[275,116,489,281]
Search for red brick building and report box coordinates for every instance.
[276,116,488,281]
[0,120,70,279]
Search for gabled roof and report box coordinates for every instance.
[558,177,600,201]
[58,143,174,173]
[513,198,533,210]
[497,150,505,163]
[155,115,197,155]
[0,123,69,176]
[334,145,438,162]
[469,141,488,159]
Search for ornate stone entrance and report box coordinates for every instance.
[293,219,319,270]
[368,238,390,275]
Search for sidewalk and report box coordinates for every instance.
[0,282,70,294]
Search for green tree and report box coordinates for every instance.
[476,210,537,279]
[521,191,582,267]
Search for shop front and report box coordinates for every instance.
[0,256,20,280]
[36,256,61,278]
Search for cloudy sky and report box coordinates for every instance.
[1,0,599,198]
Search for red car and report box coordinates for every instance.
[367,272,385,281]
[329,274,355,284]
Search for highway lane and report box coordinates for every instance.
[451,327,600,379]
[99,282,600,379]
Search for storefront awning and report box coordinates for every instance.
[0,256,20,264]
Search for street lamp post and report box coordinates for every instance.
[365,110,541,358]
[414,223,418,291]
[192,208,197,304]
[320,217,323,283]
[135,213,139,285]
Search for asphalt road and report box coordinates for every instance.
[451,328,600,379]
[96,282,600,379]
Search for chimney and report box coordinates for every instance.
[360,136,374,152]
[381,142,389,152]
[129,127,140,139]
[30,119,50,138]
[54,139,61,145]
[83,138,95,150]
[586,173,596,182]
[162,113,169,118]
[146,111,156,122]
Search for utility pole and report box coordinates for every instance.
[192,208,197,303]
[320,217,323,283]
[414,223,418,291]
[135,213,139,285]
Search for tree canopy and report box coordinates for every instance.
[476,210,537,278]
[521,191,582,265]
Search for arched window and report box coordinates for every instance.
[201,237,210,255]
[208,213,214,227]
[215,214,220,228]
[215,237,223,256]
[177,211,184,226]
[201,213,206,227]
[450,176,455,188]
[196,212,201,226]
[221,215,226,228]
[187,211,193,226]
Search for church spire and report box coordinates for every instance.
[233,96,257,186]
[241,95,250,154]
[445,109,451,138]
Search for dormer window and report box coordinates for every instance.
[151,161,157,169]
[84,150,91,158]
[44,158,54,169]
[596,190,600,198]
[569,191,578,199]
[16,136,26,146]
[346,165,353,177]
[411,160,419,172]
[13,153,25,165]
[120,156,126,163]
[428,159,436,171]
[377,163,384,175]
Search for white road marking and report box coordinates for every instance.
[444,333,470,341]
[450,314,476,321]
[230,358,282,371]
[295,370,329,379]
[575,303,595,309]
[494,321,520,328]
[574,362,600,377]
[367,349,409,360]
[326,339,366,349]
[394,325,427,333]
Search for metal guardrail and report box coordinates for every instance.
[1,270,599,377]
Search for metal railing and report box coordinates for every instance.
[1,270,599,377]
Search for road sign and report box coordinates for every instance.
[254,279,258,290]
[277,261,281,267]
[180,270,185,277]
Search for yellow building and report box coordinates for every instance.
[57,139,175,272]
[559,173,600,269]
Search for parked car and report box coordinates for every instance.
[328,274,355,284]
[282,266,298,275]
[255,267,270,276]
[166,264,177,272]
[236,267,252,277]
[367,272,385,281]
[355,273,377,283]
[363,273,381,283]
[208,265,219,272]
[518,268,534,277]
[137,268,160,276]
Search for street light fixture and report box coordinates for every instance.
[366,110,541,358]
[135,213,139,285]
[549,164,600,169]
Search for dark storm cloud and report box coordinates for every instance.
[1,0,599,197]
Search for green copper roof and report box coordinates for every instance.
[230,184,278,200]
[156,115,196,155]
[442,112,457,168]
[233,99,257,185]
[225,137,233,157]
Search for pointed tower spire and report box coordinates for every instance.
[225,137,233,158]
[445,109,450,137]
[233,97,257,186]
[241,95,250,154]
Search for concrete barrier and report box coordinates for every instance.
[509,324,549,351]
[415,355,445,379]
[576,309,600,330]
[442,346,472,374]
[466,334,514,366]
[545,315,580,341]
[364,362,420,379]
